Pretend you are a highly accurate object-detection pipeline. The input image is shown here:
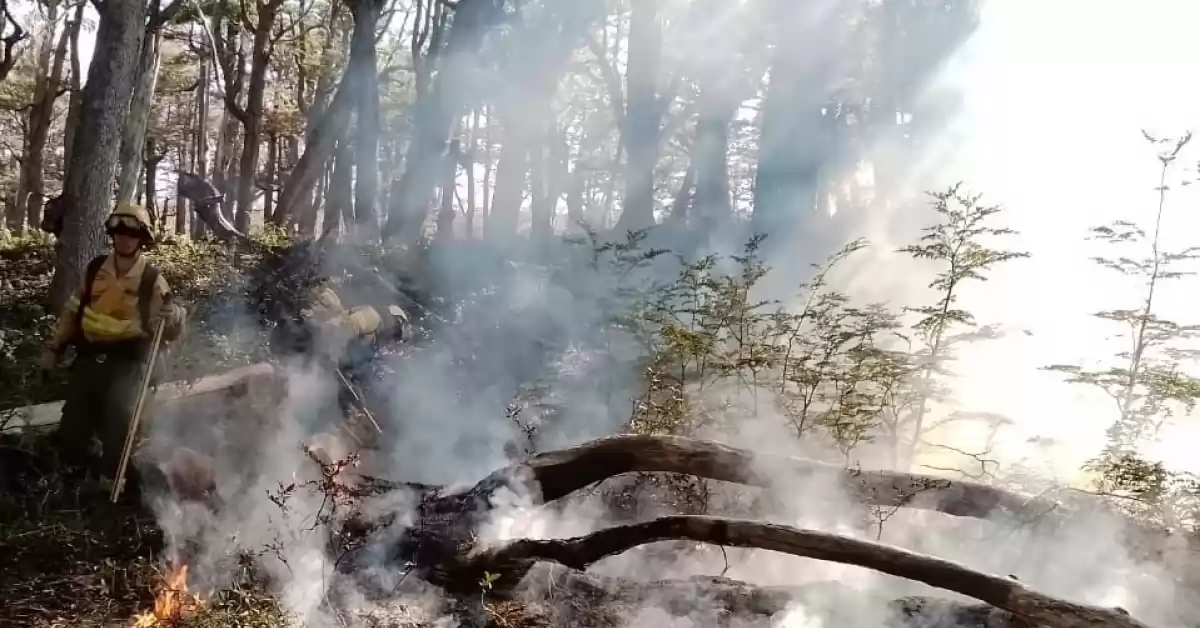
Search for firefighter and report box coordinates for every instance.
[297,278,410,449]
[38,202,187,490]
[303,279,410,372]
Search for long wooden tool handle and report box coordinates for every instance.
[337,367,383,435]
[110,318,168,504]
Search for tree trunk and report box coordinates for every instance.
[434,138,458,242]
[232,0,284,232]
[116,29,163,205]
[484,132,528,241]
[302,161,325,238]
[324,138,352,236]
[480,106,492,225]
[347,0,383,241]
[263,132,277,222]
[61,1,85,171]
[143,137,163,228]
[48,0,148,310]
[465,109,477,239]
[614,0,662,233]
[692,87,736,240]
[175,140,189,235]
[192,54,211,239]
[277,0,342,228]
[20,0,71,233]
[530,124,567,242]
[275,54,360,222]
[750,1,847,261]
[382,0,508,243]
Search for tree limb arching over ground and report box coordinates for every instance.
[471,517,1145,628]
[339,435,1153,628]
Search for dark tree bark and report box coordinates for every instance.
[434,138,459,242]
[464,109,478,239]
[61,0,85,170]
[346,0,383,241]
[614,0,662,233]
[116,29,163,205]
[483,130,528,240]
[324,138,353,236]
[382,0,508,243]
[19,0,70,232]
[506,561,1028,628]
[750,1,850,258]
[230,0,286,232]
[332,435,1152,628]
[191,52,211,239]
[48,0,148,310]
[275,52,359,221]
[0,0,28,84]
[692,86,736,237]
[143,137,164,226]
[471,518,1145,628]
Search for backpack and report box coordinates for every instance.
[73,254,161,341]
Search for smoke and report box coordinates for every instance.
[129,1,1200,627]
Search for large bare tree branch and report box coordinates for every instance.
[0,0,28,82]
[460,435,1059,521]
[472,516,1149,628]
[508,560,1029,628]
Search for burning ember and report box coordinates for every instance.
[132,562,205,627]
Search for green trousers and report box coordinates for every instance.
[55,352,156,478]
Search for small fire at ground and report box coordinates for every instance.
[132,562,205,627]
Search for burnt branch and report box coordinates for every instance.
[473,517,1148,628]
[466,435,1058,521]
[509,561,1030,628]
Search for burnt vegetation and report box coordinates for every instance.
[0,0,1198,627]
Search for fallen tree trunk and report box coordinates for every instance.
[502,560,1030,628]
[332,436,1163,628]
[349,435,1061,530]
[468,517,1147,628]
[477,434,1059,520]
[339,434,1065,584]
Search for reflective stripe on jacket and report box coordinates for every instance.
[48,255,173,352]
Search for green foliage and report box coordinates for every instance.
[893,184,1029,468]
[1044,131,1200,530]
[600,187,1026,467]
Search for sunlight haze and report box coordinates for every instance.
[917,0,1200,477]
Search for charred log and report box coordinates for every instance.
[500,561,1030,628]
[351,435,1059,529]
[331,436,1161,628]
[338,434,1063,583]
[467,517,1146,628]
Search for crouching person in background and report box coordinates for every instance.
[38,202,187,500]
[296,280,410,470]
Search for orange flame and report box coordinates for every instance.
[132,562,205,627]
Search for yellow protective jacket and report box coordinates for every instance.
[47,254,183,355]
[307,284,384,339]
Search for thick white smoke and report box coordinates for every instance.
[132,1,1200,627]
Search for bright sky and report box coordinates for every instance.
[903,0,1200,477]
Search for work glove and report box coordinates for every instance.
[159,302,185,327]
[158,302,188,342]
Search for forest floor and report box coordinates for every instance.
[0,236,537,627]
[0,236,287,627]
[0,434,293,628]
